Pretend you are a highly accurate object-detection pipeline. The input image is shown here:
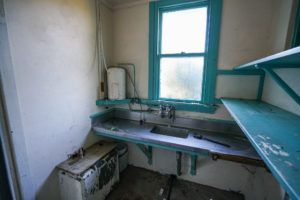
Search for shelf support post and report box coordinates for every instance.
[176,151,182,176]
[190,154,197,175]
[257,72,265,100]
[136,144,152,165]
[262,67,300,105]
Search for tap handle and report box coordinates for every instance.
[159,105,165,116]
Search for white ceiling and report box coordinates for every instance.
[105,0,141,6]
[105,0,155,7]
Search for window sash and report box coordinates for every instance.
[149,0,222,106]
[158,5,209,56]
[158,55,205,101]
[158,5,208,102]
[159,53,206,58]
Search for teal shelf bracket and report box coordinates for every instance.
[136,144,152,165]
[176,151,182,176]
[257,71,265,101]
[190,154,197,176]
[262,67,300,105]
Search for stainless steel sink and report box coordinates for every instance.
[150,125,189,139]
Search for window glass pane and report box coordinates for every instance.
[160,57,204,100]
[161,7,207,54]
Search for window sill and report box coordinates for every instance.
[96,99,217,114]
[141,99,217,113]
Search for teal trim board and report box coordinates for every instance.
[148,0,222,106]
[202,0,222,104]
[95,99,217,113]
[89,108,114,118]
[96,99,131,106]
[222,99,300,200]
[216,70,263,75]
[139,99,217,113]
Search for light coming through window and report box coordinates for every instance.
[159,7,208,101]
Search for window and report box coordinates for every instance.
[149,0,222,106]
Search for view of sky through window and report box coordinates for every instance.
[161,7,207,54]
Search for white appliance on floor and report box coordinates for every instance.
[57,143,119,200]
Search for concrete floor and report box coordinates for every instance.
[106,165,244,200]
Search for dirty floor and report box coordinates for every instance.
[106,165,244,200]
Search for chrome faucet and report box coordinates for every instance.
[159,105,165,117]
[158,105,175,122]
[165,105,176,123]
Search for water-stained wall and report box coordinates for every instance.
[2,0,113,199]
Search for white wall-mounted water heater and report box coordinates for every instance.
[107,67,126,100]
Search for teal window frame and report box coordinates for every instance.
[149,0,222,109]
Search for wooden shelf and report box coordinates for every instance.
[235,46,300,70]
[234,47,300,105]
[222,98,300,200]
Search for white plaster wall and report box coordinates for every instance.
[110,1,292,200]
[261,0,300,116]
[4,0,112,199]
[263,68,300,116]
[218,0,275,69]
[215,76,260,99]
[112,3,149,99]
[113,0,286,116]
[111,0,286,120]
[268,0,294,54]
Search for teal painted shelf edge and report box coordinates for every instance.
[94,131,211,157]
[222,98,300,200]
[235,46,300,70]
[94,130,209,176]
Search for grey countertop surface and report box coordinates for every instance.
[93,118,261,160]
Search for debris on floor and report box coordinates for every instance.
[106,165,244,200]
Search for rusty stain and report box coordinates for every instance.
[98,151,117,190]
